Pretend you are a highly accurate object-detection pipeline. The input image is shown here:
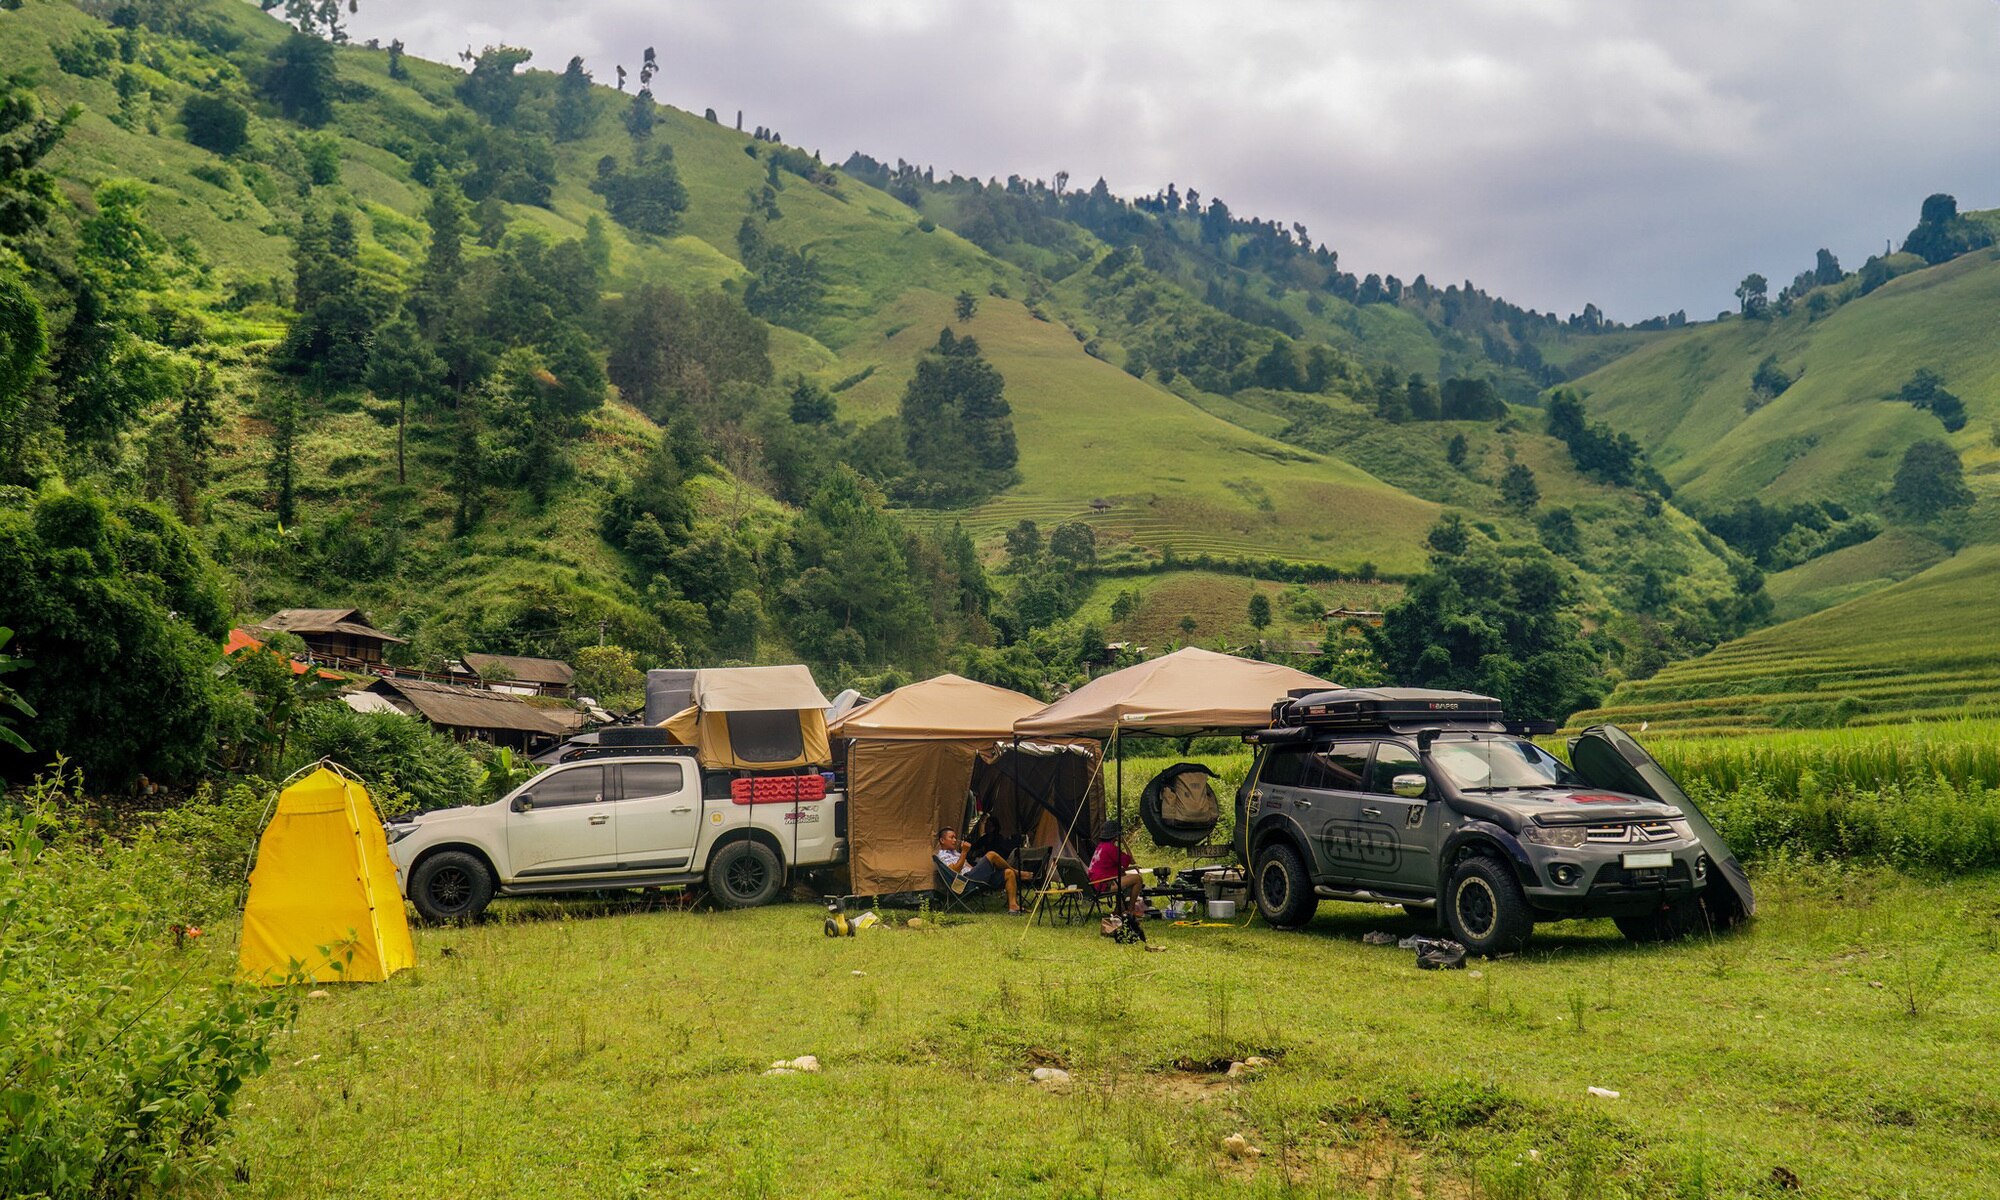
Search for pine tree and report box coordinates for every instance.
[554,56,594,141]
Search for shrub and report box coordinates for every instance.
[180,93,249,155]
[0,764,292,1197]
[287,702,483,813]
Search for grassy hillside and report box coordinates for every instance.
[1570,244,2000,549]
[1572,543,2000,734]
[0,0,1809,711]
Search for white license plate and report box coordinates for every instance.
[1622,851,1673,870]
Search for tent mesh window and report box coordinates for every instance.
[723,709,807,765]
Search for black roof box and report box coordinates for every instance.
[1275,687,1504,729]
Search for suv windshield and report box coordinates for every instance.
[1428,735,1577,791]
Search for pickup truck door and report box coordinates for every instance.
[611,761,701,871]
[1356,741,1438,892]
[506,765,617,878]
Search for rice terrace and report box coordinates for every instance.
[3,1,1999,1198]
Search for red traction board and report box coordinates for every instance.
[729,774,828,805]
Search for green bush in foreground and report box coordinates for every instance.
[0,766,292,1198]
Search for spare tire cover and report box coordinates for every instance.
[1140,762,1221,848]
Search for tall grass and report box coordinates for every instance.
[1648,719,2000,797]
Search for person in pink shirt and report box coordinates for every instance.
[1087,820,1145,918]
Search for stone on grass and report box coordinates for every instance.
[1587,1086,1620,1099]
[1222,1133,1261,1159]
[1030,1067,1071,1086]
[306,989,331,1000]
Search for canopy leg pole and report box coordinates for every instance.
[1115,725,1124,826]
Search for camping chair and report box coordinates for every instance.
[934,859,1000,915]
[1040,855,1110,926]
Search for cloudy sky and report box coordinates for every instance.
[351,1,2000,321]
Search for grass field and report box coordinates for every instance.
[219,864,2000,1199]
[1572,544,2000,734]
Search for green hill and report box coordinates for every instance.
[1573,544,2000,734]
[1557,226,2000,726]
[0,0,1800,733]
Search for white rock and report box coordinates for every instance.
[789,1055,821,1073]
[1031,1067,1071,1085]
[1226,1061,1251,1078]
[1586,1086,1620,1099]
[1243,1056,1268,1068]
[907,917,927,929]
[306,989,331,999]
[762,1067,797,1077]
[851,970,866,976]
[1222,1133,1261,1159]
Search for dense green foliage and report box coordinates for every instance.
[0,769,291,1197]
[0,489,227,785]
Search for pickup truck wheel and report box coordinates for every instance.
[410,851,493,925]
[1253,842,1317,929]
[1614,898,1704,943]
[708,841,783,909]
[1443,856,1532,956]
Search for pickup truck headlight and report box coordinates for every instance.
[384,823,416,845]
[1521,824,1588,849]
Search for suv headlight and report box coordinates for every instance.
[385,823,417,845]
[1521,824,1587,849]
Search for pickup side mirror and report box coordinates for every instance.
[512,794,535,813]
[1391,773,1428,800]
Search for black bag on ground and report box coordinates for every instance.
[1413,937,1467,970]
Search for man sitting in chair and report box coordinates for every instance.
[935,826,1030,914]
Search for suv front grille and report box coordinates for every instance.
[1584,821,1677,844]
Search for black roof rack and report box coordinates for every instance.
[1273,687,1505,730]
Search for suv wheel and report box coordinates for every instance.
[1253,842,1317,929]
[1443,856,1532,955]
[1614,898,1704,943]
[410,851,494,924]
[708,841,784,909]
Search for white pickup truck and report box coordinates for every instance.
[384,747,846,922]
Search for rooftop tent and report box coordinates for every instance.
[660,664,833,770]
[829,674,1103,896]
[1013,647,1333,737]
[239,766,415,985]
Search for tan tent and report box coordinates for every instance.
[1013,646,1333,737]
[660,665,833,770]
[830,675,1103,896]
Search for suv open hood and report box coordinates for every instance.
[1569,725,1754,921]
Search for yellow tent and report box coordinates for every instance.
[239,766,415,985]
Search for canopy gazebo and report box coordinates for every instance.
[1013,646,1333,824]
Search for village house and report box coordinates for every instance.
[251,608,406,666]
[462,652,576,698]
[355,676,580,752]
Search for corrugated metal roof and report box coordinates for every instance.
[365,677,573,735]
[463,652,575,685]
[255,608,408,644]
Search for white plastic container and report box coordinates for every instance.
[1207,899,1237,919]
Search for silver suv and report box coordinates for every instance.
[1235,688,1753,954]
